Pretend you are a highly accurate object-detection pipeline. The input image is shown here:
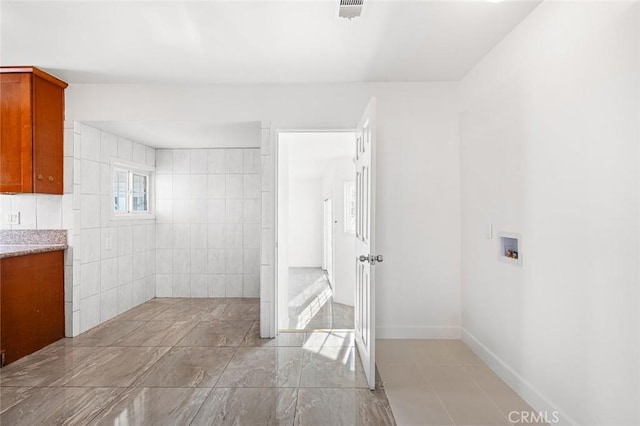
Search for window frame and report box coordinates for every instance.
[110,160,155,219]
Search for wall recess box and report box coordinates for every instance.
[498,232,522,266]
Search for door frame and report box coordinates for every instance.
[265,128,356,337]
[323,197,333,287]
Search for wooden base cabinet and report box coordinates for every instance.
[0,251,64,365]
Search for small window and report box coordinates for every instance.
[112,163,153,216]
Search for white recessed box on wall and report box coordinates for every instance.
[498,232,522,266]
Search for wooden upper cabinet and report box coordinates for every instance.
[0,66,68,194]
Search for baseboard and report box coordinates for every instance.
[376,325,461,339]
[461,328,576,426]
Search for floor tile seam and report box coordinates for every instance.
[427,381,459,426]
[379,353,454,425]
[44,346,112,387]
[465,371,514,424]
[95,319,151,347]
[0,386,128,424]
[167,319,201,347]
[209,338,245,390]
[120,345,173,390]
[291,386,301,426]
[186,386,215,426]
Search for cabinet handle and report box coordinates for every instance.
[48,176,54,182]
[37,174,43,181]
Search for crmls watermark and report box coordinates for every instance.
[508,410,560,424]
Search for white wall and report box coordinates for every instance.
[277,138,290,330]
[66,82,462,339]
[288,178,323,267]
[322,158,356,307]
[459,2,639,425]
[154,148,261,298]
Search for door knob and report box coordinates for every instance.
[37,174,43,181]
[48,176,54,182]
[359,254,384,265]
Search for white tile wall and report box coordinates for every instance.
[260,124,276,338]
[71,123,156,334]
[155,148,261,298]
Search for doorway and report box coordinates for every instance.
[277,132,356,331]
[323,198,333,287]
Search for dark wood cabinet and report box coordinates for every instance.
[0,66,68,194]
[0,251,65,365]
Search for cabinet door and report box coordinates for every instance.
[0,251,65,365]
[0,73,33,193]
[1,254,43,364]
[32,75,64,194]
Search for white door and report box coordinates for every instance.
[355,98,380,390]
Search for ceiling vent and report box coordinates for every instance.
[338,0,364,20]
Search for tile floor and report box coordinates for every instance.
[0,298,395,425]
[376,340,545,425]
[285,267,354,330]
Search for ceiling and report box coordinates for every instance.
[0,0,541,84]
[282,132,355,179]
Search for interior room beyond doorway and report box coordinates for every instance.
[277,132,356,332]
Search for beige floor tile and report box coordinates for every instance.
[53,346,170,387]
[384,383,454,426]
[216,347,303,388]
[377,339,416,366]
[1,387,124,426]
[113,320,196,346]
[88,387,210,426]
[443,340,484,365]
[420,364,481,393]
[176,320,254,347]
[408,340,461,366]
[295,388,396,426]
[436,388,510,426]
[0,346,106,387]
[463,365,542,424]
[377,363,430,387]
[134,346,235,388]
[191,387,298,426]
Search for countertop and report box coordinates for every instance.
[0,229,68,259]
[0,244,68,259]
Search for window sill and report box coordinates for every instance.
[111,213,156,221]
